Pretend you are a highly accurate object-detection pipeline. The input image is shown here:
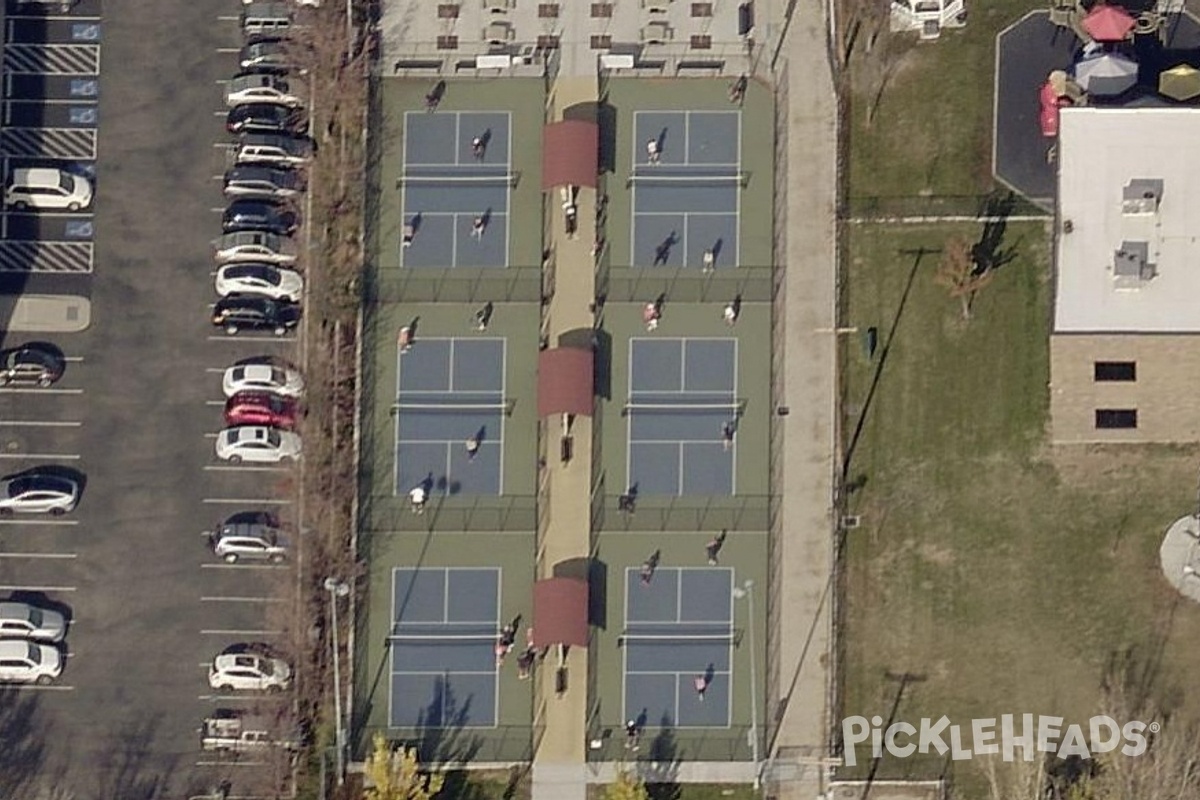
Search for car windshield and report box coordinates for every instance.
[270,367,286,385]
[57,173,72,192]
[26,607,41,627]
[260,659,276,676]
[266,429,282,447]
[26,643,40,665]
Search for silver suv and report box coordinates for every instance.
[207,513,288,563]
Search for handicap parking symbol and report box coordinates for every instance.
[69,79,99,98]
[64,220,93,239]
[69,107,98,126]
[71,24,101,42]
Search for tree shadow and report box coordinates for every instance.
[0,687,48,799]
[970,192,1021,276]
[414,677,483,767]
[90,712,177,800]
[643,713,682,800]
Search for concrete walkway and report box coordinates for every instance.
[531,74,600,800]
[767,0,840,797]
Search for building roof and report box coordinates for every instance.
[1055,107,1200,333]
[532,577,589,648]
[541,120,599,191]
[537,346,594,418]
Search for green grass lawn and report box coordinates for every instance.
[839,221,1200,795]
[846,1,1046,203]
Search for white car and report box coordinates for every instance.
[222,363,304,398]
[215,426,301,464]
[0,472,80,515]
[225,74,303,108]
[0,601,67,642]
[5,168,93,212]
[213,231,297,266]
[215,263,304,302]
[209,648,292,692]
[0,640,62,685]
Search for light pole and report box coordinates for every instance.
[325,577,351,785]
[732,579,760,791]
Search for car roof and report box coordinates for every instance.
[0,640,34,658]
[12,167,64,183]
[0,602,33,619]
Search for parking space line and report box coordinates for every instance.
[216,48,240,54]
[203,433,219,439]
[206,337,297,343]
[205,400,224,407]
[195,760,267,767]
[202,497,291,505]
[5,684,74,691]
[0,421,82,427]
[205,368,225,374]
[0,552,76,559]
[203,465,291,473]
[0,519,77,526]
[0,584,75,592]
[200,629,283,636]
[63,356,83,363]
[200,596,287,603]
[0,388,83,395]
[201,563,288,571]
[0,453,81,460]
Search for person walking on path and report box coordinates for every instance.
[705,530,727,565]
[643,302,661,332]
[474,302,493,331]
[640,550,660,586]
[694,674,708,701]
[465,435,481,461]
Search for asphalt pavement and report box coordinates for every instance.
[0,0,302,796]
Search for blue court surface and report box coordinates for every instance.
[631,110,741,270]
[389,567,501,728]
[626,338,738,496]
[395,337,507,496]
[623,567,734,728]
[400,111,513,269]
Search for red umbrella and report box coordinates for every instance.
[1081,4,1135,42]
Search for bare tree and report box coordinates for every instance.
[934,236,994,321]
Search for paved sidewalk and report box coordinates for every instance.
[769,0,840,797]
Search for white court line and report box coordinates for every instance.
[0,421,81,428]
[200,596,287,603]
[0,552,76,559]
[201,629,282,636]
[0,453,80,460]
[0,388,82,395]
[0,585,75,592]
[202,497,291,505]
[203,465,291,473]
[637,210,733,217]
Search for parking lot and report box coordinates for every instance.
[0,0,307,796]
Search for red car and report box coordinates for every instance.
[224,392,298,429]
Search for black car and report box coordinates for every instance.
[0,343,65,387]
[222,200,298,236]
[226,103,305,135]
[211,296,301,336]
